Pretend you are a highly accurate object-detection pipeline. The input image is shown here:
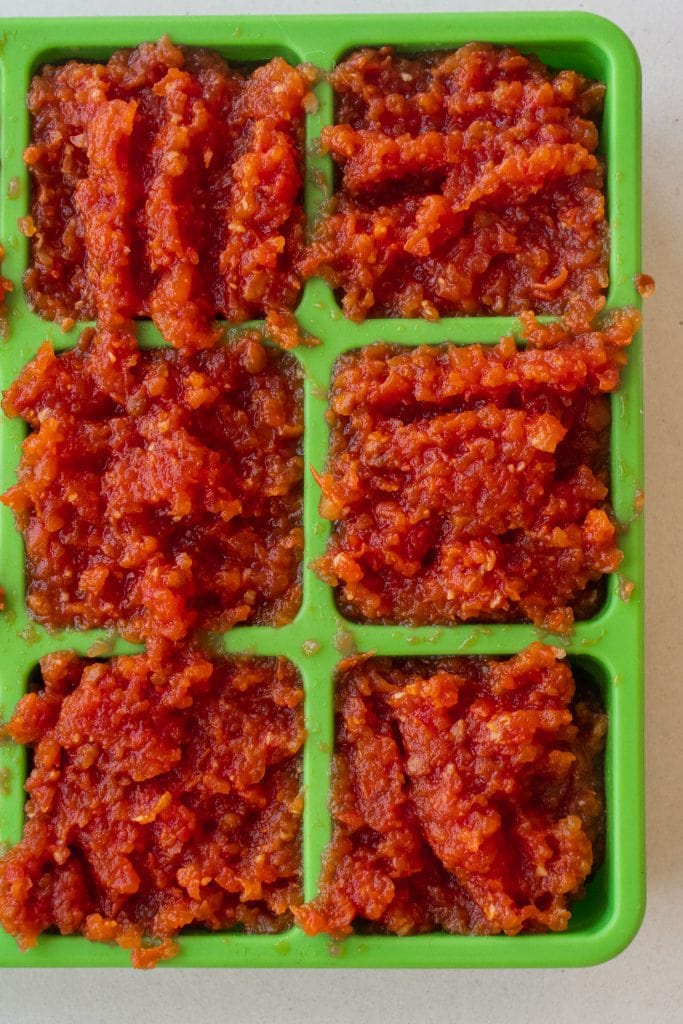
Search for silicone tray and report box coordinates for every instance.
[0,11,644,968]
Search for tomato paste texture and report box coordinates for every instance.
[24,37,315,350]
[0,650,304,968]
[315,308,639,632]
[294,644,605,937]
[1,328,303,642]
[301,45,608,324]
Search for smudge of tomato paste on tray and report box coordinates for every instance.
[0,243,12,339]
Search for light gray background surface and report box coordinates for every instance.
[0,0,680,1021]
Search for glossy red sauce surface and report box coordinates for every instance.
[300,45,608,325]
[24,38,314,349]
[0,650,303,968]
[314,309,638,632]
[1,328,303,642]
[294,644,605,938]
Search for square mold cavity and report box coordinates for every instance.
[0,653,306,968]
[11,37,311,349]
[317,652,634,962]
[320,337,625,633]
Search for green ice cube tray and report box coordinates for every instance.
[0,11,644,968]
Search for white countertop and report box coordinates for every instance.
[0,0,681,1020]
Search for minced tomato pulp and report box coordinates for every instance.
[315,309,639,632]
[300,45,608,325]
[1,328,303,643]
[294,644,605,937]
[24,37,315,349]
[0,651,304,968]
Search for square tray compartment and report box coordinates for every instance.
[0,11,644,968]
